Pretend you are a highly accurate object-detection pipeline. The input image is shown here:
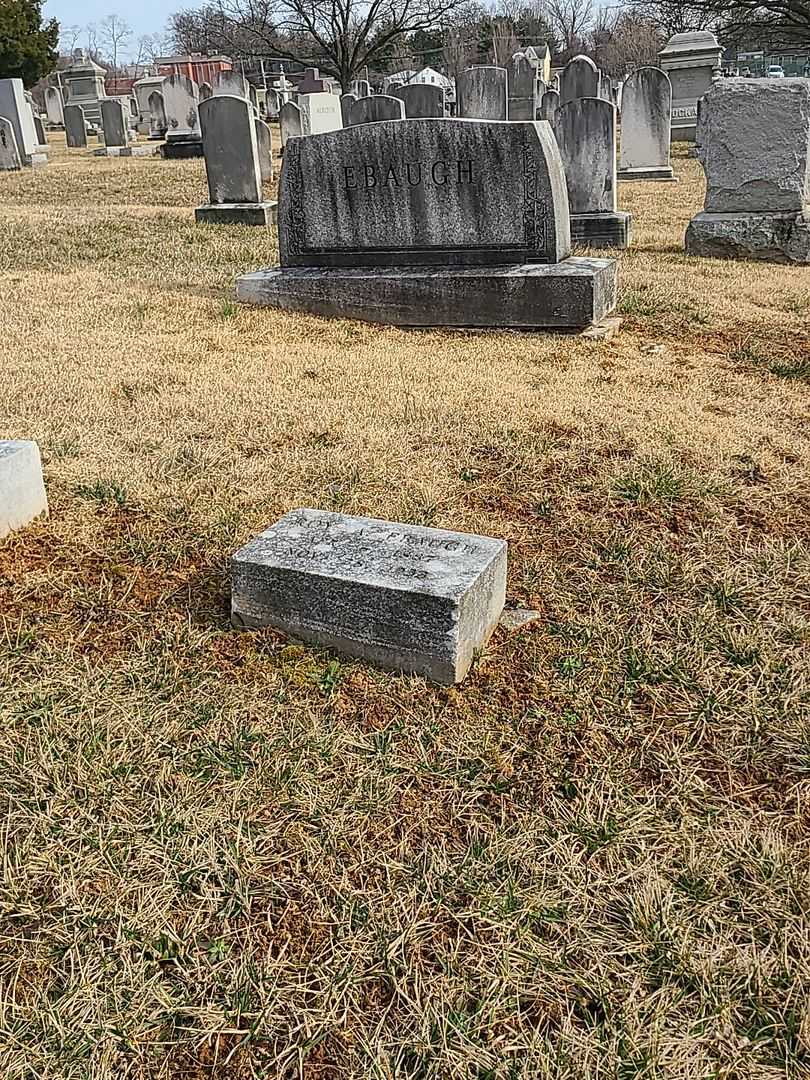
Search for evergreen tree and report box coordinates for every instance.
[0,0,59,87]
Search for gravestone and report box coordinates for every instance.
[196,94,277,226]
[659,30,722,142]
[0,441,48,538]
[348,94,405,125]
[160,74,203,158]
[508,52,537,120]
[100,98,129,148]
[279,100,302,147]
[236,118,618,328]
[213,70,249,98]
[148,90,167,139]
[457,66,508,120]
[0,78,39,164]
[32,110,47,147]
[0,118,21,170]
[45,86,64,126]
[618,67,676,181]
[340,92,356,126]
[299,92,342,134]
[560,55,600,104]
[255,116,273,184]
[556,97,631,248]
[297,67,327,94]
[266,88,281,117]
[231,509,507,684]
[352,79,371,98]
[199,82,213,101]
[686,79,810,262]
[132,75,164,134]
[540,88,559,125]
[391,83,444,118]
[63,103,87,147]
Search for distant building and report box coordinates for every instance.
[384,67,453,91]
[155,54,232,85]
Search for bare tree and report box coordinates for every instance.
[490,15,519,62]
[629,0,810,44]
[442,25,474,76]
[59,25,83,54]
[592,11,662,76]
[626,0,714,36]
[99,14,132,75]
[544,0,593,56]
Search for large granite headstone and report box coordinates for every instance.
[45,86,64,126]
[618,68,675,181]
[0,441,48,538]
[560,56,600,104]
[236,118,618,328]
[63,103,87,147]
[0,118,21,170]
[0,78,39,164]
[556,97,630,248]
[196,95,276,226]
[456,66,507,120]
[686,79,810,262]
[299,92,342,135]
[391,83,444,118]
[659,30,722,142]
[100,98,129,148]
[508,52,537,120]
[348,94,405,125]
[160,74,203,158]
[231,509,507,684]
[148,91,167,139]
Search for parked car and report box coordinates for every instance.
[767,65,786,77]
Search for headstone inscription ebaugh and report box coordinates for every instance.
[237,118,617,327]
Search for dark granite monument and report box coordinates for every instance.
[391,83,445,118]
[236,118,617,328]
[348,94,405,125]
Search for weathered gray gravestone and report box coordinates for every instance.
[236,118,618,328]
[160,74,203,158]
[352,79,371,98]
[618,67,676,181]
[0,441,48,538]
[100,98,129,148]
[63,103,87,148]
[0,78,38,164]
[255,116,274,185]
[279,100,302,148]
[686,79,810,262]
[340,92,356,126]
[556,97,631,248]
[199,82,213,101]
[348,94,405,125]
[213,70,249,98]
[391,83,444,118]
[0,118,21,170]
[231,509,507,684]
[45,86,64,126]
[148,90,167,139]
[508,52,537,120]
[196,94,277,226]
[540,88,559,125]
[560,55,600,104]
[32,111,47,147]
[457,66,508,120]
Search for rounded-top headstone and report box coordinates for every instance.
[560,54,600,104]
[0,117,21,170]
[619,67,672,172]
[391,83,444,119]
[556,96,617,214]
[199,93,262,204]
[348,94,405,126]
[508,52,537,120]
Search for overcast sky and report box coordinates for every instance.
[46,0,172,53]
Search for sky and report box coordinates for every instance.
[45,0,174,53]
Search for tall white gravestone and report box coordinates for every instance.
[45,87,64,126]
[299,92,343,135]
[618,68,676,181]
[0,78,40,165]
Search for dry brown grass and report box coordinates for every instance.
[0,132,808,1079]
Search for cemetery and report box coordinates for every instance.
[1,5,809,1075]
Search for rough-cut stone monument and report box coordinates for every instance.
[686,79,810,262]
[148,91,167,139]
[196,94,277,226]
[560,55,600,104]
[557,97,631,248]
[0,117,21,170]
[299,92,342,135]
[236,118,617,328]
[508,52,537,120]
[457,66,508,120]
[0,78,40,165]
[618,67,676,181]
[231,509,507,684]
[391,83,444,118]
[348,94,405,125]
[659,30,722,142]
[160,74,203,158]
[63,103,86,147]
[0,441,48,538]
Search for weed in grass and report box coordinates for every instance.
[73,478,129,506]
[220,298,238,320]
[614,461,687,505]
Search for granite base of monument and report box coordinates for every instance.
[571,211,631,249]
[195,201,278,226]
[685,211,810,263]
[618,165,676,182]
[236,259,617,329]
[231,509,507,685]
[94,145,155,158]
[160,137,204,159]
[0,440,48,539]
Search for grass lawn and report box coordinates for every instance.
[0,132,808,1079]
